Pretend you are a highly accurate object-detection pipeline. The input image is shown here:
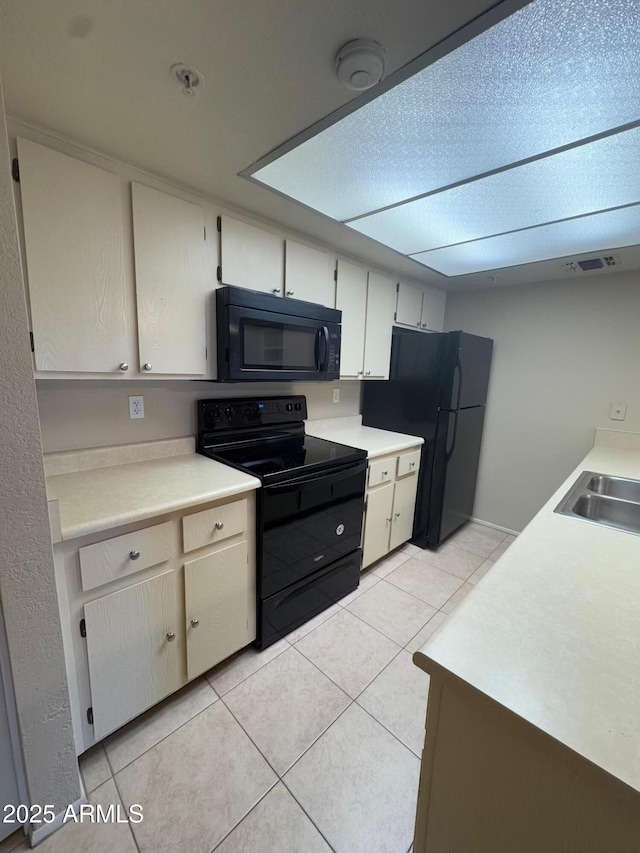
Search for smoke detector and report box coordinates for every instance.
[335,39,386,91]
[172,63,204,97]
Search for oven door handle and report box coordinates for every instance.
[264,460,366,491]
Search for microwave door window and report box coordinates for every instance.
[242,320,317,371]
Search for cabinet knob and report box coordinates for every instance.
[129,549,141,560]
[273,287,282,294]
[416,321,421,326]
[286,289,294,296]
[357,371,363,376]
[191,619,200,628]
[166,631,176,642]
[394,512,401,518]
[385,517,392,524]
[409,461,415,468]
[422,323,427,329]
[119,362,129,371]
[382,470,388,476]
[215,521,224,530]
[143,363,152,371]
[366,371,371,376]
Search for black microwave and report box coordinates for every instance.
[216,286,341,382]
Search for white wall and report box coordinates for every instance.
[0,79,80,821]
[444,270,640,532]
[37,379,361,453]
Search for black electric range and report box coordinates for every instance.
[197,396,367,647]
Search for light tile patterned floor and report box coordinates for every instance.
[5,523,515,853]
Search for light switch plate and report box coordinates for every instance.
[609,401,627,421]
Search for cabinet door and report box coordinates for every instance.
[395,281,424,329]
[363,272,395,379]
[17,138,131,373]
[389,475,420,551]
[219,215,284,295]
[335,260,367,378]
[84,571,181,739]
[184,541,255,680]
[420,284,446,332]
[132,184,207,375]
[362,482,394,568]
[284,240,335,306]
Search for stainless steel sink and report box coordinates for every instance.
[585,473,640,503]
[555,470,640,536]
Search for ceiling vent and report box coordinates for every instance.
[561,254,622,273]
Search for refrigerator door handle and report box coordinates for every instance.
[445,410,458,461]
[453,356,463,411]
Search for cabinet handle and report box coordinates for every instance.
[143,363,152,371]
[214,521,224,530]
[191,619,200,628]
[119,362,129,371]
[166,631,176,642]
[273,287,282,294]
[286,289,294,296]
[129,549,140,560]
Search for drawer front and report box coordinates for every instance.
[79,521,174,592]
[397,449,421,478]
[182,498,248,553]
[368,458,394,488]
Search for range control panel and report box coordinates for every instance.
[198,395,308,432]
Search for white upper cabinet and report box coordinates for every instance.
[18,138,132,373]
[396,280,446,332]
[336,262,396,380]
[335,260,368,378]
[219,214,284,296]
[132,183,207,375]
[284,240,335,306]
[363,272,396,379]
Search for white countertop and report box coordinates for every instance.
[414,438,640,794]
[305,415,423,458]
[46,444,260,541]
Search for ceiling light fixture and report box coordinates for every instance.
[335,39,386,91]
[172,63,204,97]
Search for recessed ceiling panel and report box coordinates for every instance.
[411,206,640,277]
[347,127,640,253]
[251,0,640,221]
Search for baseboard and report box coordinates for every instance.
[30,793,88,847]
[470,517,520,537]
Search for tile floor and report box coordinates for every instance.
[3,523,516,853]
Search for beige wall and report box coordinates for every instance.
[37,379,361,453]
[444,270,640,532]
[0,80,80,820]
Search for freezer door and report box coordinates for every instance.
[429,406,486,546]
[440,331,493,410]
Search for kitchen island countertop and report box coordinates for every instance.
[413,430,640,794]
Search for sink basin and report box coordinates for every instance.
[570,493,640,535]
[555,470,640,536]
[585,473,640,503]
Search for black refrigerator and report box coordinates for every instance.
[361,328,493,549]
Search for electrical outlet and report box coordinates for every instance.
[332,388,340,404]
[129,395,145,419]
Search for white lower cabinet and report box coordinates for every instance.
[184,540,254,680]
[84,571,182,740]
[362,446,422,568]
[55,491,256,752]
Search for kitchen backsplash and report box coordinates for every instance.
[36,380,362,453]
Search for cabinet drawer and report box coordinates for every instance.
[397,449,421,478]
[368,458,394,488]
[182,498,248,553]
[79,521,174,592]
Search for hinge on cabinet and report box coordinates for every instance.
[364,498,368,513]
[216,215,222,233]
[333,269,338,281]
[393,312,397,322]
[29,331,34,353]
[86,707,94,726]
[204,226,206,241]
[11,158,19,182]
[217,265,222,282]
[79,618,86,638]
[396,282,399,292]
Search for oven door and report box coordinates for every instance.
[259,460,367,599]
[221,305,340,381]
